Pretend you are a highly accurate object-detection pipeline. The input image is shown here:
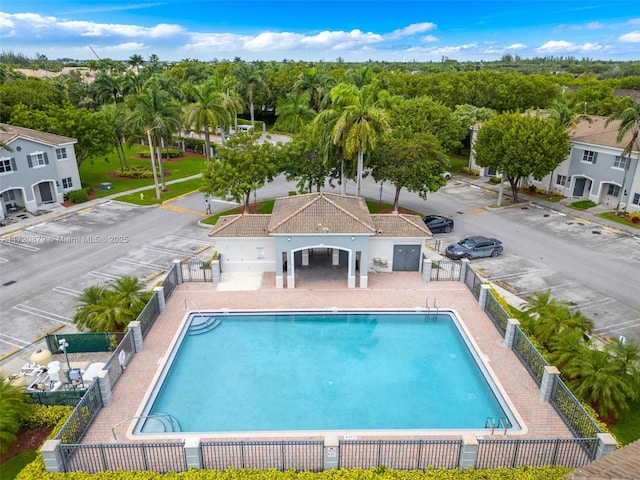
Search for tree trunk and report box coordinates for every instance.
[249,101,255,126]
[393,186,401,212]
[204,124,212,162]
[356,150,364,197]
[156,145,166,191]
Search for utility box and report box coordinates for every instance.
[100,182,113,191]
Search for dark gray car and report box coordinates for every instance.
[422,215,454,233]
[445,236,503,259]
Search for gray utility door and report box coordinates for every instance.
[392,244,421,271]
[573,177,586,197]
[38,182,53,203]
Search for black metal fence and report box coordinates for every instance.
[484,292,510,335]
[163,264,179,300]
[476,438,598,469]
[138,291,161,337]
[551,380,602,439]
[45,332,124,353]
[512,328,548,385]
[24,388,86,406]
[201,441,324,471]
[430,258,463,281]
[464,267,483,299]
[180,258,213,282]
[103,330,135,389]
[339,440,462,470]
[60,442,187,473]
[55,382,102,444]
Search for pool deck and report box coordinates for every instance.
[83,268,574,443]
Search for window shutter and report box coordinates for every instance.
[27,155,33,168]
[44,152,49,165]
[10,158,17,171]
[593,152,597,164]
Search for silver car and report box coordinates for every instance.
[445,236,503,260]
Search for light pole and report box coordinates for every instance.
[58,338,71,373]
[146,127,161,200]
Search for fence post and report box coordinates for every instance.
[593,433,618,460]
[422,258,432,282]
[184,436,202,470]
[173,259,183,284]
[478,284,491,310]
[458,435,478,470]
[460,258,470,282]
[324,435,339,470]
[154,286,166,313]
[540,365,560,401]
[504,319,520,349]
[96,369,113,406]
[41,439,65,472]
[128,320,144,352]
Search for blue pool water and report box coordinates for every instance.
[140,311,513,433]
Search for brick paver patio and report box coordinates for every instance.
[82,269,573,443]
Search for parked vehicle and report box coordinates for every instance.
[422,215,454,233]
[445,236,503,259]
[443,171,452,180]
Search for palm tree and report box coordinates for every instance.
[293,68,336,111]
[275,93,316,134]
[111,276,150,313]
[233,62,269,127]
[606,103,640,215]
[128,54,145,74]
[91,71,121,104]
[314,83,390,197]
[0,378,26,454]
[126,86,183,191]
[73,284,109,331]
[184,79,240,161]
[101,103,128,169]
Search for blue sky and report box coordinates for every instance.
[1,1,639,62]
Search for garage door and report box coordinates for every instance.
[392,244,421,271]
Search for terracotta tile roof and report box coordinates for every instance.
[564,439,640,480]
[268,192,377,234]
[570,116,639,153]
[208,214,271,237]
[371,214,432,237]
[0,123,77,147]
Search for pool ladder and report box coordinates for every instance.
[425,297,438,321]
[485,416,509,435]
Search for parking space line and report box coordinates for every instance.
[574,298,616,310]
[144,245,196,256]
[88,271,120,280]
[518,282,579,296]
[0,332,30,348]
[166,235,215,246]
[47,222,93,232]
[159,204,206,216]
[12,304,72,325]
[1,230,22,239]
[0,257,8,263]
[0,238,40,252]
[494,280,518,293]
[487,268,543,281]
[117,258,166,269]
[52,286,82,296]
[593,318,640,332]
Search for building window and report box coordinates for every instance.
[56,147,67,160]
[582,150,597,164]
[633,193,640,206]
[556,175,567,186]
[0,157,16,174]
[61,177,73,189]
[27,152,49,168]
[607,184,621,197]
[3,190,16,201]
[613,156,628,169]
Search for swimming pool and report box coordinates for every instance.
[134,310,521,437]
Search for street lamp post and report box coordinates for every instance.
[146,127,161,200]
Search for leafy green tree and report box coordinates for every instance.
[128,54,145,74]
[101,103,129,169]
[0,378,27,454]
[371,129,449,211]
[200,131,278,212]
[0,77,64,122]
[314,83,390,197]
[91,71,122,104]
[473,112,570,203]
[277,126,329,193]
[233,62,269,126]
[274,93,316,134]
[293,67,336,111]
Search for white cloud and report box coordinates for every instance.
[420,35,439,44]
[245,32,304,51]
[537,40,604,54]
[386,22,436,40]
[619,31,640,43]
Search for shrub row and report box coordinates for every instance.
[116,165,154,178]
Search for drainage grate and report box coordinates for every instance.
[3,280,16,286]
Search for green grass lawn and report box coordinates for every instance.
[610,397,640,445]
[0,449,37,480]
[598,212,640,230]
[114,178,203,205]
[80,145,207,198]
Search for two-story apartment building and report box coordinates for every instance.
[469,116,640,213]
[0,124,81,220]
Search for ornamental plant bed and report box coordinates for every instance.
[0,426,52,464]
